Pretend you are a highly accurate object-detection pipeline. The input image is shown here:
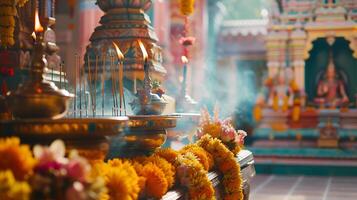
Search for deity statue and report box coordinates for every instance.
[315,54,349,108]
[267,69,294,111]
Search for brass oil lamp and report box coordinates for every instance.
[6,11,73,119]
[130,40,167,115]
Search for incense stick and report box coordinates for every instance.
[110,54,117,116]
[121,60,127,115]
[87,54,94,117]
[81,60,87,117]
[60,61,63,89]
[118,59,124,116]
[94,55,99,117]
[74,53,78,117]
[78,56,82,118]
[102,52,106,116]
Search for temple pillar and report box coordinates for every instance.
[266,30,288,77]
[291,27,307,91]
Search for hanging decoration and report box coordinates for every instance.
[179,0,196,55]
[180,0,195,16]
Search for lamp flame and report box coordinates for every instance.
[35,11,44,32]
[138,40,148,61]
[181,56,188,64]
[31,32,36,40]
[112,41,124,60]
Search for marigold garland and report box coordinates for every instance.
[180,144,213,171]
[134,162,168,199]
[142,155,176,188]
[175,152,215,200]
[197,135,244,200]
[154,148,179,164]
[0,137,35,180]
[0,125,246,200]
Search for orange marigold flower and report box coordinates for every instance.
[223,192,244,200]
[154,148,178,164]
[218,158,237,173]
[0,137,35,180]
[180,144,213,171]
[137,163,168,199]
[131,162,146,192]
[143,155,175,188]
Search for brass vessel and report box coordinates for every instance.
[110,115,179,158]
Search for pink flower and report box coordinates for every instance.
[222,117,233,125]
[66,156,90,182]
[196,129,204,139]
[179,36,196,46]
[65,182,86,200]
[235,130,247,146]
[33,140,67,166]
[220,127,236,142]
[177,165,191,186]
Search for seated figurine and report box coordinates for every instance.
[314,56,349,108]
[267,70,294,111]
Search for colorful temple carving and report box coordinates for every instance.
[248,0,357,171]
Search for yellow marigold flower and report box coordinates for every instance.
[180,144,213,171]
[131,162,147,192]
[0,170,31,200]
[154,148,178,164]
[143,155,175,188]
[103,160,140,200]
[0,137,35,180]
[99,192,110,200]
[136,163,168,199]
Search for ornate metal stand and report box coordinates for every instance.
[85,0,166,81]
[109,115,179,158]
[0,117,128,162]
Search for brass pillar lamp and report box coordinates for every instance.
[6,11,73,119]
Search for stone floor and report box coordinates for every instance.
[250,175,357,200]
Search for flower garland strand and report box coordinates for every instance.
[0,125,245,200]
[197,135,244,200]
[175,152,215,200]
[180,144,214,171]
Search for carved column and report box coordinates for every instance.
[266,30,284,77]
[291,27,307,91]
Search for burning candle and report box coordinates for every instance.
[181,56,188,84]
[34,11,44,33]
[138,40,148,73]
[112,41,125,116]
